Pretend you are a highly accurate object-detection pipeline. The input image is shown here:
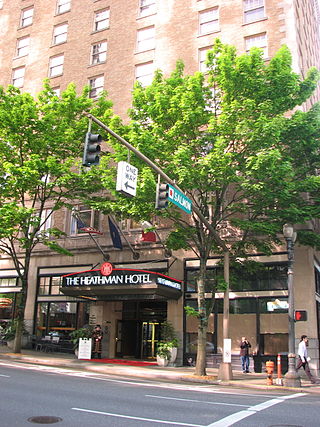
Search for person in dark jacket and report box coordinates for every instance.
[240,336,251,373]
[92,324,103,359]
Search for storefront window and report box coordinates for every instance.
[0,293,15,324]
[186,263,287,293]
[35,301,85,338]
[38,276,63,295]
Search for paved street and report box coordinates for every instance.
[0,360,319,426]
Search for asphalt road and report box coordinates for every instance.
[0,360,319,427]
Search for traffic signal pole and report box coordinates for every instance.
[86,113,232,380]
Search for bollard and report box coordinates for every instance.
[266,360,274,385]
[275,354,283,385]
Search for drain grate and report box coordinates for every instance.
[27,416,63,424]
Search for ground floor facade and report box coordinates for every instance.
[0,243,320,374]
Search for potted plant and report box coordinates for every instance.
[70,326,93,356]
[156,321,179,366]
[2,320,29,349]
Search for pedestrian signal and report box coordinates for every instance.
[294,310,307,321]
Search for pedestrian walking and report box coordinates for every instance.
[240,336,251,373]
[296,335,318,384]
[92,324,103,359]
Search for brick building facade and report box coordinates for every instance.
[0,0,320,373]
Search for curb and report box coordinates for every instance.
[1,352,319,394]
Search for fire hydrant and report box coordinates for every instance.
[266,360,274,385]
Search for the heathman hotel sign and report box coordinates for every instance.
[61,263,182,300]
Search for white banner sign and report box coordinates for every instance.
[78,338,92,360]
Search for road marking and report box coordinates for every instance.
[72,407,203,426]
[206,393,307,427]
[0,374,10,377]
[146,394,249,408]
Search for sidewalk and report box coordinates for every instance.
[1,345,319,394]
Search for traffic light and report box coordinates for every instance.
[155,182,169,209]
[294,310,307,321]
[82,132,102,166]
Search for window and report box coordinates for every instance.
[16,36,30,57]
[137,26,155,52]
[199,8,219,35]
[91,41,107,65]
[38,276,63,296]
[0,278,18,288]
[199,47,210,72]
[135,62,154,87]
[56,0,71,14]
[38,209,52,235]
[53,23,68,45]
[12,67,25,88]
[89,75,104,98]
[70,206,100,235]
[49,55,64,77]
[139,0,156,17]
[94,9,110,31]
[21,7,34,27]
[52,87,61,97]
[245,33,268,58]
[243,0,265,24]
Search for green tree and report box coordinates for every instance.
[87,41,320,376]
[0,82,116,353]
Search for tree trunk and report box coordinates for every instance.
[195,256,208,376]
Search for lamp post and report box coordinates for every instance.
[283,223,301,388]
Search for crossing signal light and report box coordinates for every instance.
[155,183,169,209]
[82,132,102,166]
[294,310,307,321]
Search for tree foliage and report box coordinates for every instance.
[91,41,320,375]
[0,82,116,352]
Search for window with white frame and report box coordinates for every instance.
[16,36,30,57]
[56,0,71,14]
[12,67,25,88]
[38,209,52,236]
[52,87,60,96]
[243,0,265,24]
[89,75,104,98]
[49,55,64,77]
[137,26,155,52]
[199,47,210,72]
[70,206,100,235]
[53,23,68,45]
[135,62,154,87]
[139,0,156,17]
[91,41,107,65]
[245,33,268,58]
[21,7,34,27]
[94,9,110,31]
[199,8,219,35]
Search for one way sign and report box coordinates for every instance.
[116,161,138,197]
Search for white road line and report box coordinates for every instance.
[146,394,249,408]
[72,407,204,426]
[206,392,307,427]
[0,374,10,377]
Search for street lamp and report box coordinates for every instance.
[282,223,301,388]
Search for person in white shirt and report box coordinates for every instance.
[296,335,318,384]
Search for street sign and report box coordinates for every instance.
[168,184,192,214]
[116,161,138,197]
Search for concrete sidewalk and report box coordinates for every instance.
[0,345,319,394]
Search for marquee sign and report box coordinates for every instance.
[61,265,182,300]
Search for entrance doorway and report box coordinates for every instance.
[115,301,166,359]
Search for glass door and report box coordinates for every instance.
[141,321,160,359]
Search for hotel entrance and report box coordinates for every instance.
[115,301,166,359]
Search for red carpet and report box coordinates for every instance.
[84,358,157,366]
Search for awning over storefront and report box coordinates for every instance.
[60,263,182,301]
